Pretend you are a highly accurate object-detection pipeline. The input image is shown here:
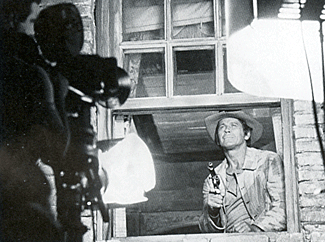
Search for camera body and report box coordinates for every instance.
[55,55,130,234]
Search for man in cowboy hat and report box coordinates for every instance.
[199,111,286,233]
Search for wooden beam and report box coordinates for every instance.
[95,0,110,57]
[281,99,301,233]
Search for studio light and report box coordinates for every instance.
[225,0,325,102]
[99,133,156,205]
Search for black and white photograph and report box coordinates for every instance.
[0,0,324,241]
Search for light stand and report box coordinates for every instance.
[319,19,325,131]
[55,95,110,242]
[300,1,325,168]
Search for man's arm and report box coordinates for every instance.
[199,177,225,233]
[252,153,287,231]
[30,65,70,163]
[33,65,65,131]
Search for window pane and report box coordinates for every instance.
[172,0,214,39]
[174,48,216,96]
[122,0,164,41]
[124,52,166,98]
[220,0,226,36]
[223,46,241,93]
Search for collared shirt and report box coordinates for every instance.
[224,172,251,232]
[199,147,286,233]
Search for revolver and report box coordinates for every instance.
[207,162,221,194]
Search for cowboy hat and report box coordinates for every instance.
[205,111,263,145]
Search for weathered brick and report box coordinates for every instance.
[300,207,325,222]
[294,100,314,113]
[84,29,94,42]
[303,224,325,233]
[76,4,93,17]
[302,224,325,241]
[295,139,323,153]
[82,17,95,30]
[294,113,324,126]
[300,193,325,207]
[294,126,320,139]
[310,232,325,242]
[296,152,324,167]
[298,181,325,195]
[81,42,94,54]
[298,169,325,181]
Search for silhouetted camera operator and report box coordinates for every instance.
[34,3,131,241]
[0,1,130,241]
[0,0,71,241]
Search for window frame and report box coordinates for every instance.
[98,101,301,240]
[96,0,278,109]
[108,0,229,105]
[95,0,301,240]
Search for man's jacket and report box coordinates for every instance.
[199,147,286,232]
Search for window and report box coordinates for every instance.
[107,100,300,237]
[93,100,301,241]
[95,0,301,240]
[96,0,282,110]
[113,0,245,110]
[116,105,282,236]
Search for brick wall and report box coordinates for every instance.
[294,100,325,242]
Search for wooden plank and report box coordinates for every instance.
[104,232,303,242]
[264,232,304,242]
[281,99,301,233]
[95,0,110,57]
[106,233,271,242]
[138,210,202,235]
[114,93,280,112]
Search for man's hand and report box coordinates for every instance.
[207,192,224,211]
[206,175,225,215]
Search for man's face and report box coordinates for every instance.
[18,2,42,36]
[216,117,250,150]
